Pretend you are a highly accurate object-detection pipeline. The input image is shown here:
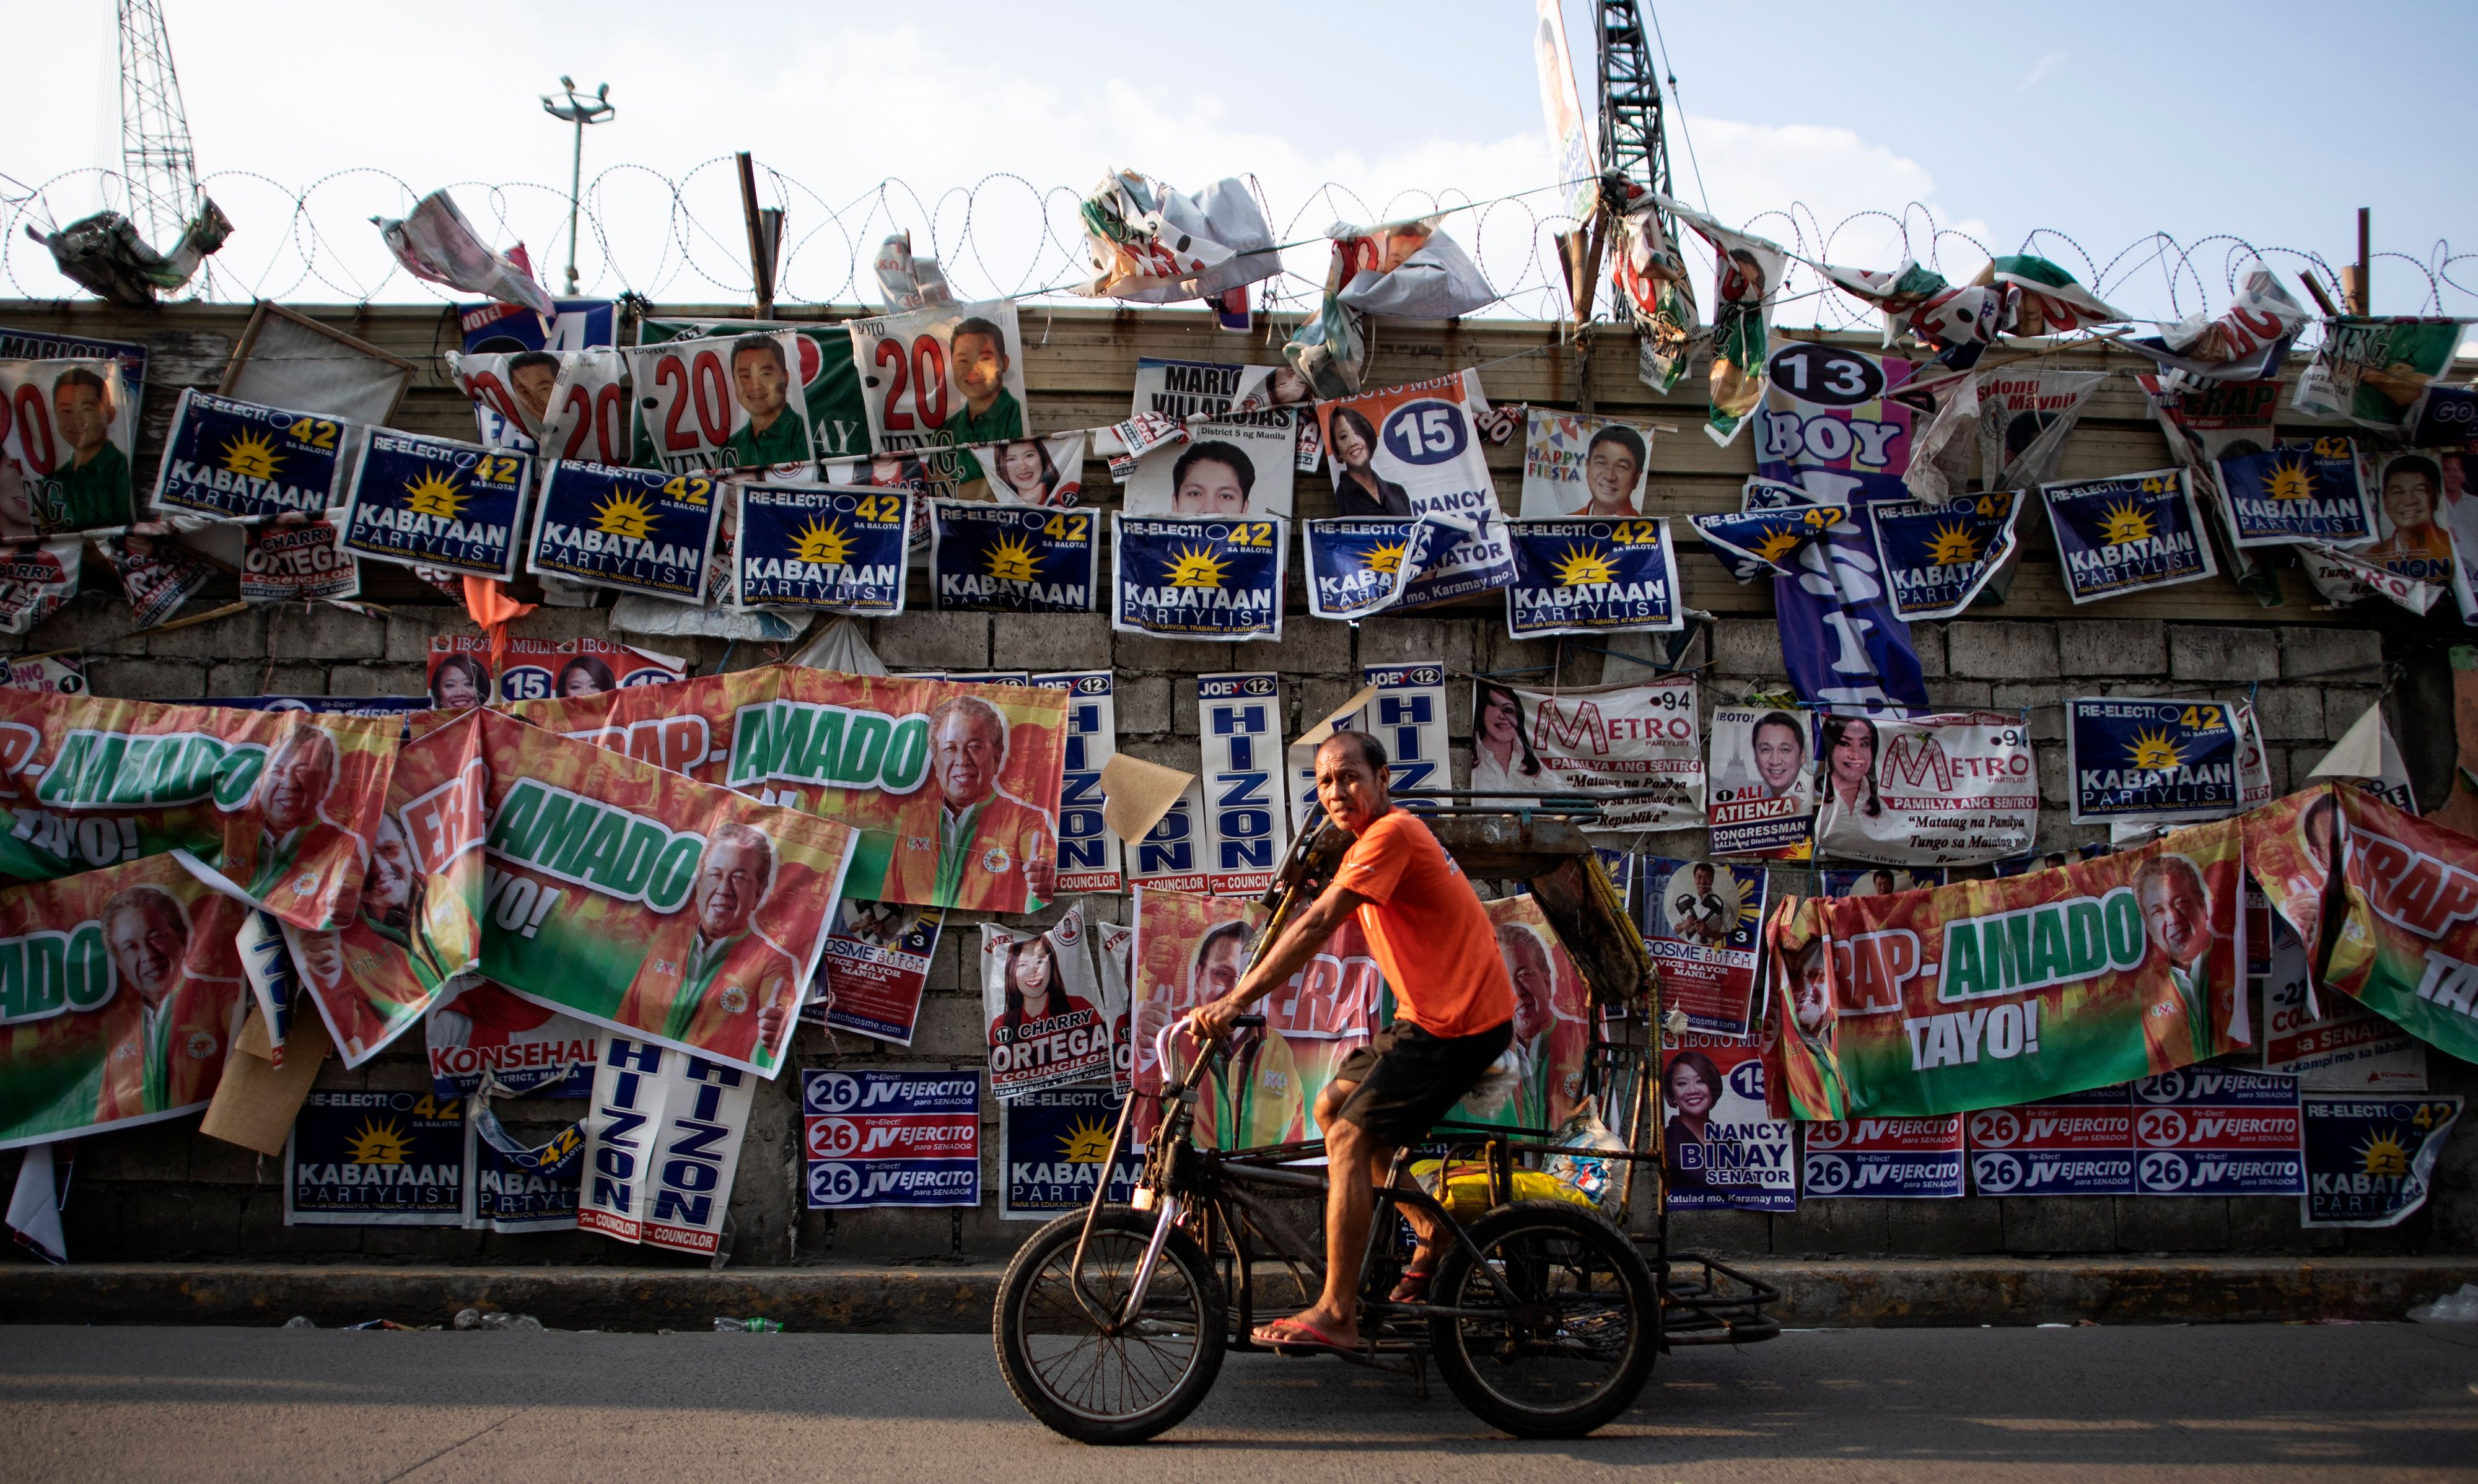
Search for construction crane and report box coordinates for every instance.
[1591,1,1676,217]
[117,0,201,251]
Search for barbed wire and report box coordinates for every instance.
[4,162,2475,341]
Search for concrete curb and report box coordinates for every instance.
[2,1257,2472,1332]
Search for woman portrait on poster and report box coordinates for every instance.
[555,653,616,699]
[994,438,1067,507]
[990,932,1093,1050]
[1328,406,1411,517]
[1815,714,1890,844]
[429,653,489,711]
[1661,1050,1723,1192]
[1472,681,1545,805]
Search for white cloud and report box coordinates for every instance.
[2018,51,2070,90]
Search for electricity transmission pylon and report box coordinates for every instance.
[117,0,201,251]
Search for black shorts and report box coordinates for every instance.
[1330,1019,1515,1149]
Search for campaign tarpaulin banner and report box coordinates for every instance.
[240,519,360,605]
[1688,502,1843,580]
[849,300,1029,456]
[1519,411,1654,518]
[473,710,856,1078]
[2126,258,2308,382]
[804,899,942,1046]
[1197,673,1288,896]
[497,637,683,707]
[1757,343,1915,502]
[342,430,528,578]
[1504,517,1683,637]
[1128,357,1290,424]
[982,906,1111,1101]
[447,347,629,462]
[0,359,138,533]
[1707,705,1814,857]
[0,541,79,635]
[2301,1094,2461,1228]
[1124,422,1295,518]
[286,710,484,1068]
[1975,369,2106,494]
[284,1089,465,1226]
[1802,1115,1964,1198]
[1318,371,1507,525]
[734,483,908,615]
[622,330,817,479]
[1035,670,1121,894]
[1127,777,1209,893]
[0,691,395,932]
[1659,1034,1796,1213]
[964,432,1088,508]
[499,665,1065,915]
[1359,661,1450,803]
[801,1068,981,1210]
[2294,316,2469,432]
[152,388,347,523]
[2067,697,2245,827]
[1813,711,2037,867]
[2360,447,2459,589]
[1639,857,1768,1036]
[2041,468,2218,603]
[2261,917,2425,1091]
[1964,1085,2136,1197]
[932,502,1098,614]
[637,318,869,466]
[463,1107,582,1232]
[426,980,597,1099]
[528,461,722,603]
[2131,1068,2303,1195]
[1095,920,1136,1094]
[1766,821,2250,1120]
[1870,492,2020,621]
[0,326,147,391]
[1302,513,1489,621]
[1002,1084,1139,1219]
[1111,515,1284,641]
[1464,895,1591,1132]
[0,853,248,1148]
[99,533,215,632]
[1468,677,1702,831]
[577,1036,755,1254]
[2216,439,2373,549]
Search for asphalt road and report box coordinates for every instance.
[0,1321,2472,1483]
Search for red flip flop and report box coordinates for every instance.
[1388,1268,1435,1303]
[1253,1316,1351,1355]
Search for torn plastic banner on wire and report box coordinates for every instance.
[1982,255,2127,334]
[2293,317,2471,432]
[1328,217,1497,320]
[1303,512,1486,621]
[29,200,230,308]
[1870,491,2021,622]
[2123,258,2308,382]
[871,232,954,313]
[1818,258,2015,372]
[2297,539,2445,614]
[1978,369,2108,494]
[1075,171,1279,305]
[1688,498,1844,582]
[1611,188,1701,394]
[1644,193,1790,445]
[375,191,554,316]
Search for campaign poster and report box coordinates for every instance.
[1127,357,1294,424]
[637,318,869,466]
[0,690,395,932]
[1002,1084,1140,1218]
[803,898,943,1047]
[2,655,85,696]
[2259,917,2425,1091]
[1095,920,1136,1094]
[1468,676,1703,831]
[2215,439,2372,549]
[981,906,1111,1101]
[1706,704,1815,856]
[0,853,248,1148]
[1111,514,1285,641]
[2301,1094,2461,1228]
[1973,368,2106,492]
[1302,513,1497,620]
[2293,316,2467,432]
[2131,1067,2303,1195]
[733,483,908,615]
[99,533,216,632]
[240,519,361,604]
[426,980,597,1099]
[0,359,138,533]
[622,330,817,479]
[801,1068,981,1210]
[1519,410,1654,518]
[1964,1084,2137,1197]
[1870,492,2020,621]
[491,637,683,707]
[284,1088,465,1225]
[2041,468,2220,603]
[0,541,79,635]
[151,388,346,522]
[577,1036,755,1253]
[1435,895,1591,1133]
[1123,421,1295,518]
[286,709,484,1069]
[528,461,723,603]
[2067,697,2244,827]
[1689,499,1841,582]
[1197,672,1289,896]
[960,432,1088,508]
[849,300,1029,461]
[1035,670,1121,894]
[499,665,1066,915]
[1801,1114,1964,1198]
[1765,820,2249,1120]
[1819,866,1943,897]
[1639,856,1768,1036]
[1660,1034,1797,1213]
[463,1109,584,1233]
[1315,369,1516,577]
[1504,517,1683,637]
[458,297,617,355]
[1127,777,1210,893]
[473,710,857,1079]
[0,325,147,394]
[447,346,629,463]
[342,430,529,579]
[1292,660,1453,830]
[932,502,1098,613]
[1813,710,2038,868]
[2359,447,2459,588]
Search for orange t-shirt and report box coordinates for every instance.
[1329,810,1515,1038]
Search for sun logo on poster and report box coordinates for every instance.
[405,469,466,520]
[792,517,855,568]
[593,491,657,539]
[221,430,281,480]
[1927,522,1979,566]
[1362,539,1406,576]
[2128,728,2182,770]
[2356,1128,2410,1177]
[2098,499,2156,548]
[1166,544,1227,588]
[1752,526,1806,565]
[1061,1116,1113,1164]
[2266,458,2316,501]
[1553,543,1616,587]
[346,1117,411,1166]
[984,532,1038,582]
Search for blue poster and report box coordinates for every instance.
[2065,697,2242,824]
[2132,1068,2303,1196]
[463,1109,584,1233]
[735,484,909,614]
[1110,513,1284,640]
[1688,500,1842,580]
[1033,670,1121,894]
[1801,1114,1966,1198]
[1870,492,2020,621]
[2041,468,2218,603]
[2409,383,2478,447]
[2215,440,2372,548]
[152,388,348,520]
[1774,500,1929,711]
[1505,517,1684,637]
[801,1069,982,1210]
[1965,1084,2137,1197]
[526,460,722,601]
[930,502,1098,613]
[2301,1095,2463,1228]
[284,1089,466,1226]
[1001,1084,1141,1219]
[1301,514,1478,620]
[457,298,617,353]
[342,430,529,578]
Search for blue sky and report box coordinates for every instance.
[4,0,2470,323]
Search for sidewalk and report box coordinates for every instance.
[4,1257,2471,1332]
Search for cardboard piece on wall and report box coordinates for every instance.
[1100,753,1197,846]
[201,1003,333,1156]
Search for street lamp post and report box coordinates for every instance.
[541,76,614,295]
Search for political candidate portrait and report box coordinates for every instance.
[888,694,1058,912]
[615,822,802,1068]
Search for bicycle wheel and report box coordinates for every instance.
[1425,1198,1657,1439]
[992,1207,1227,1445]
